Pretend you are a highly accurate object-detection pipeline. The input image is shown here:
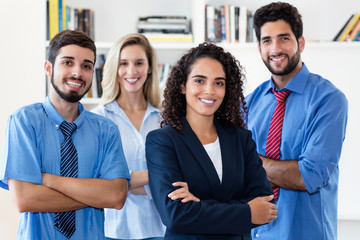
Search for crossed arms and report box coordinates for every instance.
[8,175,128,213]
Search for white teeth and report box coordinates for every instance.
[127,78,138,83]
[200,99,215,104]
[67,81,82,87]
[272,56,286,61]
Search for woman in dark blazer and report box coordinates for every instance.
[146,43,277,240]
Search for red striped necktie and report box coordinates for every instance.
[265,89,291,201]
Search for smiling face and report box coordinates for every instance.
[182,57,226,121]
[259,20,304,84]
[45,44,94,103]
[117,44,150,95]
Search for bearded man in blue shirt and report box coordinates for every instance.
[0,30,130,239]
[246,2,348,240]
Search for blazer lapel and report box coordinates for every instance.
[178,117,221,192]
[214,120,237,201]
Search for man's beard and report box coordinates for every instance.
[263,48,301,76]
[51,72,92,103]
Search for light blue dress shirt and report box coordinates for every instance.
[92,101,165,239]
[246,64,348,240]
[0,97,130,240]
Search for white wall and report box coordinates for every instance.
[0,0,46,238]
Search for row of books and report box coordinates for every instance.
[333,13,360,41]
[47,0,95,40]
[205,5,255,43]
[137,16,193,42]
[158,63,172,90]
[86,54,105,99]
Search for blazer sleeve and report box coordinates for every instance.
[241,129,273,203]
[146,129,253,235]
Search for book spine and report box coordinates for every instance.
[206,5,215,42]
[339,13,360,41]
[235,7,240,43]
[224,5,230,43]
[230,5,235,43]
[239,6,247,43]
[220,6,226,42]
[62,0,67,30]
[49,0,59,39]
[58,0,63,32]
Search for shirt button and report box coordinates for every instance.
[56,124,59,128]
[255,234,260,238]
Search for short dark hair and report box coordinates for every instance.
[253,2,303,42]
[161,42,247,131]
[48,30,96,65]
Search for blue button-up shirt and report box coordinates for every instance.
[0,97,130,240]
[92,101,165,239]
[246,64,348,240]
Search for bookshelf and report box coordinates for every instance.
[46,0,360,108]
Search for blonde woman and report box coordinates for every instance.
[92,33,165,240]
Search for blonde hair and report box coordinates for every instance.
[100,33,161,108]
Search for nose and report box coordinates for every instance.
[270,40,282,55]
[71,64,82,78]
[128,64,137,74]
[205,82,215,95]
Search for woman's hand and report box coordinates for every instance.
[248,195,277,224]
[168,182,200,203]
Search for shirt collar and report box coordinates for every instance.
[104,100,160,115]
[265,62,310,95]
[42,96,85,128]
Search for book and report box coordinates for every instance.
[235,7,240,43]
[224,5,230,42]
[96,54,106,97]
[58,0,67,32]
[137,22,188,31]
[239,6,248,43]
[206,5,216,42]
[333,14,354,41]
[49,0,59,39]
[143,33,193,42]
[214,8,222,42]
[348,16,360,41]
[353,28,360,41]
[139,16,187,24]
[337,13,360,41]
[219,6,226,42]
[230,5,235,43]
[160,63,171,89]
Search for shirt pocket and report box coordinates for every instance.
[281,126,304,159]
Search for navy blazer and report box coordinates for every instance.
[146,118,272,240]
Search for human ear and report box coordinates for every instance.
[298,36,305,53]
[44,60,53,79]
[180,84,186,94]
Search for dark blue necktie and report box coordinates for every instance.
[54,121,78,239]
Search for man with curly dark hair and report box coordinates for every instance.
[145,42,277,239]
[246,2,348,240]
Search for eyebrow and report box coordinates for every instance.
[119,58,146,62]
[61,56,94,66]
[261,33,291,41]
[192,74,226,81]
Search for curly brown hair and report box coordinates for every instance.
[161,42,247,131]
